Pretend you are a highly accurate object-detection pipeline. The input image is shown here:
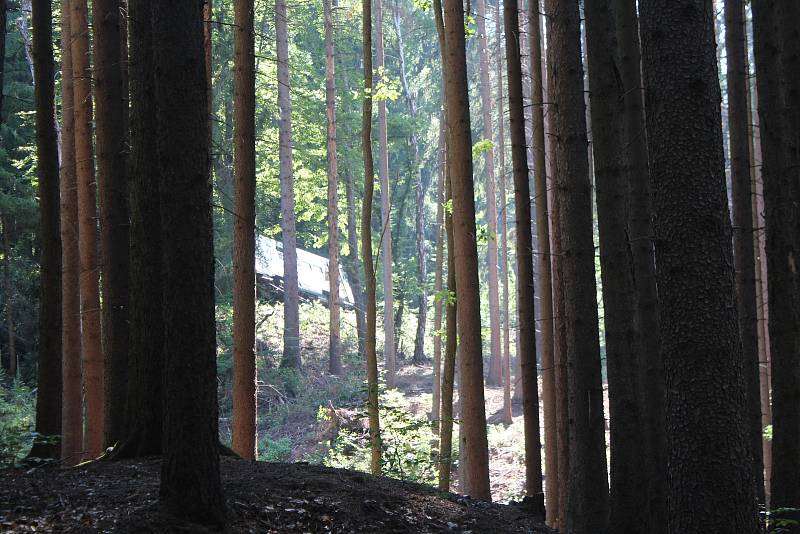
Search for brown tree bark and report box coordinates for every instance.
[505,0,543,502]
[153,0,226,524]
[725,0,765,507]
[528,0,557,521]
[344,168,367,359]
[71,0,104,460]
[496,0,512,428]
[59,0,82,464]
[639,0,760,530]
[94,0,129,448]
[29,0,62,460]
[545,0,609,530]
[362,0,381,475]
[232,0,257,460]
[119,0,163,460]
[277,0,300,370]
[752,0,800,524]
[584,2,646,531]
[613,1,665,531]
[2,216,15,378]
[444,0,491,501]
[432,116,445,431]
[324,0,342,375]
[374,0,395,387]
[476,0,502,388]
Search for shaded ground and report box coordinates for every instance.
[0,456,551,533]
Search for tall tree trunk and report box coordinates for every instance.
[94,0,129,448]
[232,0,256,460]
[725,0,765,507]
[277,0,300,370]
[444,0,491,501]
[584,2,646,531]
[0,0,5,125]
[639,0,760,530]
[496,0,512,428]
[153,0,226,524]
[528,0,557,521]
[545,1,609,530]
[119,0,163,460]
[29,0,62,460]
[324,0,342,375]
[344,168,367,358]
[362,0,382,475]
[59,0,82,464]
[505,0,543,503]
[476,0,502,387]
[375,0,395,387]
[71,0,104,459]
[431,118,446,432]
[2,216,16,378]
[392,3,428,367]
[614,1,666,531]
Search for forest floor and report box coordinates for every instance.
[0,456,551,533]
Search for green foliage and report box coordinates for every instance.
[323,388,439,486]
[764,424,773,441]
[471,138,494,158]
[258,436,293,463]
[0,376,36,466]
[768,509,800,534]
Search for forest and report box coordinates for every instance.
[0,0,797,532]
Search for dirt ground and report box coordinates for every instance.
[0,456,551,533]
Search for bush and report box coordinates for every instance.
[0,376,36,466]
[258,436,293,462]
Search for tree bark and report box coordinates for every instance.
[324,0,342,375]
[374,0,395,387]
[119,0,163,460]
[59,0,82,464]
[153,0,226,524]
[94,0,129,448]
[752,0,800,525]
[362,0,382,475]
[2,216,16,378]
[528,0,557,521]
[639,0,760,530]
[725,0,765,507]
[29,0,62,460]
[277,0,300,370]
[444,0,491,501]
[476,0,502,387]
[344,168,367,359]
[545,1,609,530]
[584,2,647,531]
[232,0,257,460]
[431,118,446,432]
[505,0,543,502]
[71,0,105,460]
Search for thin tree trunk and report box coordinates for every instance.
[71,0,104,459]
[613,1,666,531]
[94,0,129,448]
[362,0,381,475]
[29,0,62,460]
[639,0,760,530]
[59,0,82,464]
[496,0,512,428]
[431,118,446,432]
[232,0,256,460]
[545,0,609,530]
[325,0,342,375]
[0,0,5,126]
[392,2,428,367]
[2,217,16,378]
[375,0,395,387]
[118,0,163,460]
[584,2,646,530]
[505,0,543,503]
[444,0,491,501]
[277,0,300,370]
[725,0,765,507]
[476,0,502,387]
[153,0,226,524]
[344,168,367,358]
[528,0,557,521]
